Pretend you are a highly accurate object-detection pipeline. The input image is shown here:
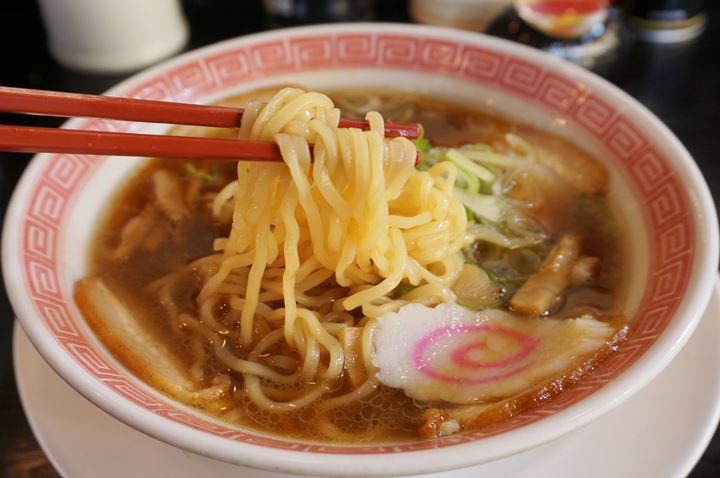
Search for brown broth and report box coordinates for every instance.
[83,90,626,443]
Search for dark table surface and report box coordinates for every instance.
[0,1,718,477]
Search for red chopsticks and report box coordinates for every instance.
[0,87,423,163]
[0,125,284,162]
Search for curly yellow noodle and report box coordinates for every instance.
[194,87,466,412]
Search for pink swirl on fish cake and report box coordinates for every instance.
[412,324,539,385]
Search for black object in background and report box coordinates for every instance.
[263,0,375,26]
[622,0,708,41]
[486,7,625,74]
[625,0,705,20]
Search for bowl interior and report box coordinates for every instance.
[4,24,716,476]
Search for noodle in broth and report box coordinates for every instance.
[76,87,627,443]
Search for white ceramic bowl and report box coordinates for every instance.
[3,24,718,477]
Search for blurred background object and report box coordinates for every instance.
[486,0,621,70]
[36,0,189,74]
[409,0,513,31]
[623,0,707,42]
[263,0,375,26]
[514,0,609,38]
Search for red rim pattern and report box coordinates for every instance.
[19,32,694,454]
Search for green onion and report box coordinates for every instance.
[457,301,489,312]
[462,147,519,169]
[465,206,475,222]
[413,136,432,153]
[455,165,480,193]
[394,283,417,298]
[453,188,505,223]
[480,266,498,283]
[185,163,215,181]
[413,137,433,170]
[445,149,495,183]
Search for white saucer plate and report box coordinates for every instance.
[14,278,720,478]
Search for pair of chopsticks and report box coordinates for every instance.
[0,87,423,163]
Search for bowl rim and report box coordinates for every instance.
[3,22,718,477]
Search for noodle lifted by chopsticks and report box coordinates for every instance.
[196,88,466,411]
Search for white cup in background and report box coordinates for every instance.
[37,0,189,74]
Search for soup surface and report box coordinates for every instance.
[77,89,627,443]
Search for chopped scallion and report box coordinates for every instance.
[445,149,495,183]
[185,163,215,181]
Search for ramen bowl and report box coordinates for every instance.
[3,24,718,477]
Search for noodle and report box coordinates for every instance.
[77,88,628,442]
[196,88,467,411]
